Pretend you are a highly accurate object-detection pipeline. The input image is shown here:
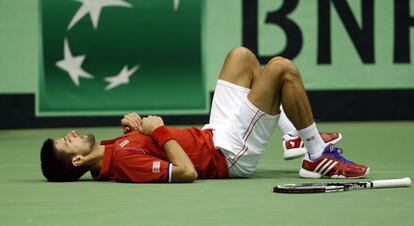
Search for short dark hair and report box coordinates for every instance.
[40,138,88,182]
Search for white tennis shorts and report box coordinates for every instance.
[202,80,279,177]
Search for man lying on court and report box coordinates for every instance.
[40,47,369,183]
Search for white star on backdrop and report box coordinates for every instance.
[104,65,139,90]
[67,0,132,30]
[56,39,94,86]
[174,0,180,11]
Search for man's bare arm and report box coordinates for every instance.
[141,115,197,183]
[163,139,198,182]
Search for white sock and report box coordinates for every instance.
[278,107,298,136]
[297,123,326,160]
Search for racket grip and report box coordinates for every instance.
[371,177,411,188]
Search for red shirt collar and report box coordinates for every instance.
[92,132,137,180]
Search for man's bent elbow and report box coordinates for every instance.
[184,169,198,183]
[172,167,198,183]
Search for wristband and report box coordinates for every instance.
[151,126,175,147]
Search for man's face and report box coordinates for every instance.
[54,131,96,156]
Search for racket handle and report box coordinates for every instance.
[371,177,411,188]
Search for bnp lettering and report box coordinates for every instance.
[243,0,413,64]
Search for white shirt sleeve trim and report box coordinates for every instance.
[168,163,173,183]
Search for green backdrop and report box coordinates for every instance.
[39,0,204,115]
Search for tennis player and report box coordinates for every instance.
[40,47,369,182]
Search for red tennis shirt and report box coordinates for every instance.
[92,127,229,183]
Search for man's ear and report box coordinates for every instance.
[72,155,85,167]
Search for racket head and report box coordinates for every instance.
[273,183,345,193]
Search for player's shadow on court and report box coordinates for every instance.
[252,169,298,179]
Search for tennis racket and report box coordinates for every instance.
[273,177,411,193]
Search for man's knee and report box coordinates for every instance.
[227,47,260,68]
[266,56,300,82]
[228,46,254,59]
[268,56,296,71]
[222,47,260,85]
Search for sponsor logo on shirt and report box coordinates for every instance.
[152,161,161,174]
[119,139,130,148]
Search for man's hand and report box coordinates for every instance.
[140,115,164,135]
[121,112,143,133]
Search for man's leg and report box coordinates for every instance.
[248,57,327,158]
[207,47,279,177]
[218,48,311,132]
[219,49,312,126]
[205,47,260,129]
[278,107,298,136]
[248,56,368,178]
[204,47,263,156]
[279,106,343,160]
[248,57,313,127]
[217,47,260,88]
[217,48,342,160]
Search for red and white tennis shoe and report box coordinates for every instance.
[299,144,369,179]
[282,132,342,160]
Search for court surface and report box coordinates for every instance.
[1,122,413,226]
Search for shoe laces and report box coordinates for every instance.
[326,145,354,164]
